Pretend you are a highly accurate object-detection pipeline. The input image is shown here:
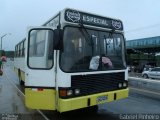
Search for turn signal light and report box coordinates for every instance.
[59,89,67,97]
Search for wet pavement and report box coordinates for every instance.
[0,74,25,113]
[0,60,160,120]
[0,61,46,120]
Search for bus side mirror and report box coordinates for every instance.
[53,29,63,50]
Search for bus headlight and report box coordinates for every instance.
[118,83,122,88]
[75,89,80,95]
[123,82,127,87]
[67,90,73,96]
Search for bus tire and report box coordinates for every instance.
[143,74,148,79]
[20,79,24,85]
[18,69,24,86]
[84,105,98,114]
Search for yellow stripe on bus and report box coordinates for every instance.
[25,88,56,110]
[58,88,129,112]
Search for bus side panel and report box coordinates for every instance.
[25,88,56,110]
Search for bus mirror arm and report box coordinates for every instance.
[53,29,63,51]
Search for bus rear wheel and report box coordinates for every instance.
[18,69,24,86]
[19,79,24,85]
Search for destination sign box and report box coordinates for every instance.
[65,9,123,30]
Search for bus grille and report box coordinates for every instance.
[71,72,126,96]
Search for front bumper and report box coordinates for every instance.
[58,88,129,112]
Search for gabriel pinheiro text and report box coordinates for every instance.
[119,114,160,120]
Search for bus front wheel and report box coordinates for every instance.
[85,105,98,114]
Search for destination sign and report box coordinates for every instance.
[65,9,123,30]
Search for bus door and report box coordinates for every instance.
[25,27,56,110]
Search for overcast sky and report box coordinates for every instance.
[1,0,160,50]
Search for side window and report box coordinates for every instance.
[28,29,54,69]
[22,41,24,57]
[23,40,26,56]
[17,45,20,57]
[19,44,21,57]
[151,68,156,71]
[29,32,36,56]
[36,30,46,56]
[153,68,160,71]
[20,43,23,57]
[15,46,17,57]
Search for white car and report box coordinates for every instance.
[142,67,160,79]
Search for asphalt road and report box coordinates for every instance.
[0,61,160,120]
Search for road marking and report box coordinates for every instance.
[4,70,50,120]
[130,87,160,96]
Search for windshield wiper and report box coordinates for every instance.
[78,22,94,55]
[104,30,115,45]
[98,30,115,70]
[78,23,92,44]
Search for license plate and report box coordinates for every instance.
[97,95,108,103]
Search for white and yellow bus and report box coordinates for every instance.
[14,8,128,113]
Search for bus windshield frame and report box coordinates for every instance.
[60,26,126,73]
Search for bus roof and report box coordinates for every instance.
[16,8,124,48]
[42,8,123,31]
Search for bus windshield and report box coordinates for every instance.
[60,26,126,72]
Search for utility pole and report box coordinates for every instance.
[0,33,11,57]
